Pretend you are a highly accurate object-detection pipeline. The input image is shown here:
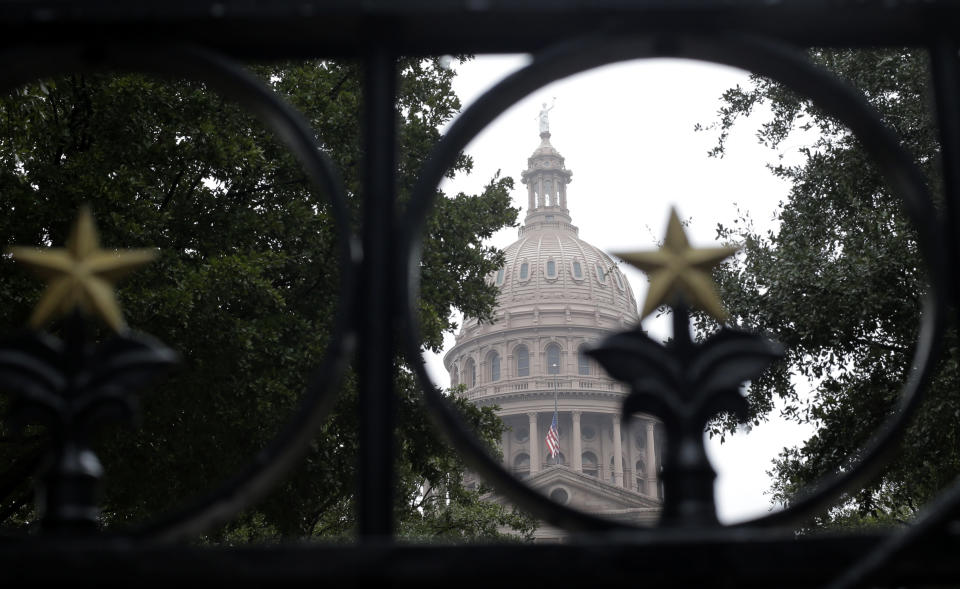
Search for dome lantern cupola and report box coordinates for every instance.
[521,103,574,232]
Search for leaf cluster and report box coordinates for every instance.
[0,58,525,541]
[704,49,960,527]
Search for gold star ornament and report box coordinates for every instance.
[9,207,157,332]
[616,208,739,321]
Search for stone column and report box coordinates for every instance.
[571,411,582,473]
[613,414,624,488]
[598,420,607,480]
[528,183,535,212]
[646,419,657,497]
[528,412,540,475]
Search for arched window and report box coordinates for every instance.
[636,460,648,493]
[546,259,556,278]
[451,366,459,387]
[582,451,598,477]
[595,262,607,284]
[546,452,565,467]
[489,351,501,382]
[513,425,529,443]
[549,488,569,504]
[613,270,625,290]
[635,430,647,450]
[546,344,561,374]
[463,358,476,388]
[516,345,529,377]
[495,267,505,286]
[577,345,590,376]
[513,453,530,479]
[519,262,529,280]
[572,259,583,279]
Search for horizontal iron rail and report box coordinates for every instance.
[0,0,959,56]
[1,530,959,587]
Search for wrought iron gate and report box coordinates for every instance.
[1,1,960,586]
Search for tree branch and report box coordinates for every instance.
[327,71,352,101]
[160,167,187,211]
[854,336,909,353]
[0,491,31,526]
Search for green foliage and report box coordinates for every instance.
[0,58,528,540]
[395,389,536,542]
[705,49,959,528]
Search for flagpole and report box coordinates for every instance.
[544,362,561,467]
[552,362,558,415]
[553,362,559,464]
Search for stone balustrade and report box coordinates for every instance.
[463,375,625,401]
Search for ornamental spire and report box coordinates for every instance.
[520,100,574,229]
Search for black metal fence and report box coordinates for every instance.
[1,1,960,586]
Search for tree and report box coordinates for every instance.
[0,58,534,541]
[704,49,959,527]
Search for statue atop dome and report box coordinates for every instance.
[537,98,555,135]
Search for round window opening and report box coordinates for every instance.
[581,425,596,440]
[549,488,569,505]
[514,426,530,443]
[635,432,646,450]
[399,33,946,533]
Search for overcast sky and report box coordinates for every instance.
[423,54,816,524]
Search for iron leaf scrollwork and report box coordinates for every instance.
[589,306,782,527]
[0,321,178,533]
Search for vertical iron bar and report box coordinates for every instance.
[358,44,398,539]
[931,37,960,304]
[663,302,719,528]
[41,311,101,535]
[671,302,692,352]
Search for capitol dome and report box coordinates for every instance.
[455,132,640,344]
[444,122,662,538]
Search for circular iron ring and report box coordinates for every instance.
[399,33,946,532]
[0,43,359,541]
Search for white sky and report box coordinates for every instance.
[423,54,816,524]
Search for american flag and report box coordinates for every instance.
[545,411,560,459]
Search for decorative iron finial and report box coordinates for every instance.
[588,208,782,528]
[9,206,157,332]
[0,207,175,534]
